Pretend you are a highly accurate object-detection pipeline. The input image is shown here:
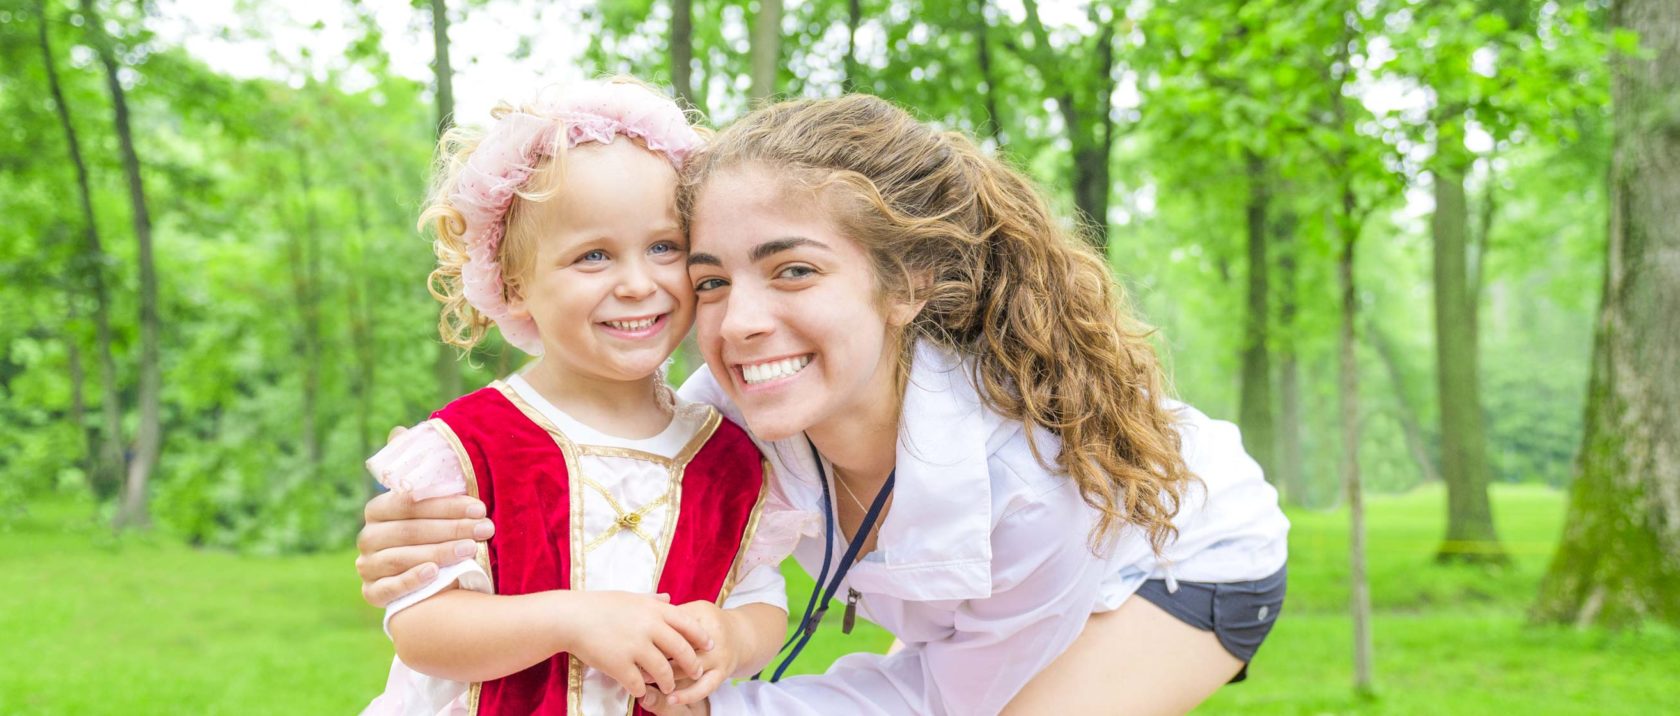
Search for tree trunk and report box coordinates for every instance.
[39,0,125,499]
[1239,152,1276,482]
[1431,161,1506,563]
[1276,206,1304,505]
[843,0,861,93]
[1368,319,1442,485]
[670,0,695,109]
[1019,0,1115,251]
[64,290,90,480]
[430,0,462,401]
[973,0,1004,145]
[750,0,781,101]
[291,145,324,477]
[349,185,377,467]
[1338,183,1373,695]
[83,0,159,529]
[1534,0,1680,628]
[1329,14,1372,692]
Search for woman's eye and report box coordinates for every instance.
[694,277,727,292]
[776,265,816,280]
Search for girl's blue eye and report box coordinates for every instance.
[580,250,608,263]
[650,241,682,256]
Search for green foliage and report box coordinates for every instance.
[0,0,1615,562]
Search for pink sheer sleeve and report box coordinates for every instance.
[740,489,822,576]
[365,421,470,501]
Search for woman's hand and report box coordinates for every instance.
[355,490,495,607]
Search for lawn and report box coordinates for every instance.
[2,484,1675,714]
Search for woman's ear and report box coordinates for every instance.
[886,272,932,327]
[886,296,927,328]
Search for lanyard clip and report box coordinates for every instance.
[804,607,828,637]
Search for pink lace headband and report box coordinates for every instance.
[451,81,704,355]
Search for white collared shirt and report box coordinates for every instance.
[678,342,1288,715]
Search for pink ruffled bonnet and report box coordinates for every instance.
[450,80,703,355]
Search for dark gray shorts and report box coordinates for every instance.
[1133,565,1286,683]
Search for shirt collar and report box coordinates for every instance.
[687,342,1014,602]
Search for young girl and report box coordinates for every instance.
[360,79,799,716]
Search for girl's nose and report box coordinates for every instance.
[615,257,659,301]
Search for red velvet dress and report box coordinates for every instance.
[428,383,768,716]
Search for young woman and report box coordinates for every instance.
[356,93,1288,716]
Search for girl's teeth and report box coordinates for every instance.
[743,356,811,385]
[606,317,657,331]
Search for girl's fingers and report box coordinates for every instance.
[668,668,725,706]
[638,647,678,695]
[358,562,439,608]
[600,660,646,699]
[663,608,713,652]
[651,625,704,680]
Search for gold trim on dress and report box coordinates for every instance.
[489,382,592,715]
[429,418,493,716]
[651,408,721,581]
[716,457,772,605]
[579,444,676,466]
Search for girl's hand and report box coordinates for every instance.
[557,591,712,698]
[355,490,495,607]
[663,601,741,705]
[640,688,711,716]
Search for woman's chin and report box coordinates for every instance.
[739,410,808,443]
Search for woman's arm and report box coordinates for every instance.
[356,491,494,607]
[701,482,1148,715]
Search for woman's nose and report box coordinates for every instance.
[719,281,774,342]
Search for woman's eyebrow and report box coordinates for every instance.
[688,252,722,267]
[750,236,831,262]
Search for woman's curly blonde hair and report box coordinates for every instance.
[677,95,1192,553]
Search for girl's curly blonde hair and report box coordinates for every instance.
[418,77,704,353]
[678,95,1192,553]
[418,105,567,352]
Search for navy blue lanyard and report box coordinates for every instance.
[756,437,895,682]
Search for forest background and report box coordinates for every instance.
[2,0,1677,713]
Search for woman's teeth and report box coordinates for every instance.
[604,316,658,331]
[742,356,811,385]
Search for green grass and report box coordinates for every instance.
[2,484,1676,714]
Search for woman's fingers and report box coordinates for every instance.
[363,492,486,523]
[355,540,479,585]
[356,516,491,557]
[359,562,438,608]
